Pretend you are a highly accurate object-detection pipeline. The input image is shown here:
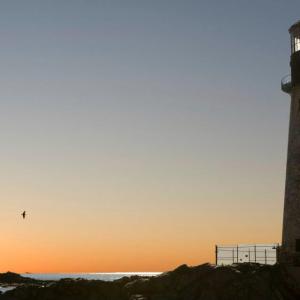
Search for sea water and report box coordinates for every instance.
[21,272,161,281]
[0,273,161,294]
[0,286,16,293]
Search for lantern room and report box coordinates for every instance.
[289,21,300,87]
[290,21,300,54]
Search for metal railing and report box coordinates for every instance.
[215,244,280,266]
[281,74,292,94]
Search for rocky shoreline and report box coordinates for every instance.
[0,263,299,300]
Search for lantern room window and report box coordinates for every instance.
[291,35,300,53]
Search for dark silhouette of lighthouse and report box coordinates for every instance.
[281,20,300,266]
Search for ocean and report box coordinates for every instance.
[21,272,161,281]
[0,273,161,294]
[0,286,16,293]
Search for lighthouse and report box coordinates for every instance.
[281,20,300,266]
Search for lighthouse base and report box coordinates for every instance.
[279,248,300,266]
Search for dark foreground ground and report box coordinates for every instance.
[0,263,299,300]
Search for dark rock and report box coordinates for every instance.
[0,273,35,284]
[0,263,299,300]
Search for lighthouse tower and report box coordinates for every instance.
[281,20,300,266]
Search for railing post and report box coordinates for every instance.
[237,245,239,263]
[215,245,218,265]
[254,245,256,263]
[265,249,267,265]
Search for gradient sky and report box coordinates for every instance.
[0,0,299,273]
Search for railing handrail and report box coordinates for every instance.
[217,243,279,248]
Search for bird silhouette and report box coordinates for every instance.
[21,211,26,219]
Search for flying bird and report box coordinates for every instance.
[21,211,26,219]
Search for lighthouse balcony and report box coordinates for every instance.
[281,75,292,94]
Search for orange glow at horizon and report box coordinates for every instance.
[0,183,282,273]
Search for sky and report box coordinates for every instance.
[0,0,299,273]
